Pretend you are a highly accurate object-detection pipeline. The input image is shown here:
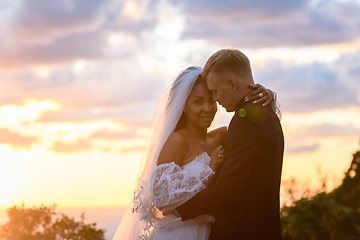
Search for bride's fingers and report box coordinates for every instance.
[217,151,224,159]
[262,99,271,106]
[246,87,262,96]
[245,91,269,103]
[214,149,224,155]
[246,93,271,104]
[246,89,268,99]
[248,83,262,89]
[212,151,224,160]
[252,97,268,104]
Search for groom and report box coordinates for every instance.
[176,49,284,239]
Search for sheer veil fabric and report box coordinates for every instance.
[113,66,203,240]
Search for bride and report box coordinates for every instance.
[112,66,277,240]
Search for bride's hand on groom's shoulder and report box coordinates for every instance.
[210,145,224,172]
[244,83,274,106]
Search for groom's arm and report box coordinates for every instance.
[176,113,263,220]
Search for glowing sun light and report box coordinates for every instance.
[123,0,140,19]
[0,99,60,127]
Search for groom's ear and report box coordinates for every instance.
[228,78,237,92]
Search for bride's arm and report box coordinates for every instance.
[151,161,215,211]
[152,133,216,211]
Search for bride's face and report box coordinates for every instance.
[184,82,217,129]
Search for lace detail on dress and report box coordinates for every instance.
[151,152,214,211]
[129,153,214,240]
[132,184,153,240]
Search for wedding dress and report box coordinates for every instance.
[149,152,215,240]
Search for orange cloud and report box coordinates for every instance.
[118,145,144,153]
[0,128,38,149]
[50,139,93,153]
[91,129,138,139]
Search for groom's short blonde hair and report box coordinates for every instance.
[202,48,252,80]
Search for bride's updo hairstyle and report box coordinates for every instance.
[167,66,204,131]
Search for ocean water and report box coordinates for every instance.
[0,207,127,240]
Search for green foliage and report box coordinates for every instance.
[281,149,360,240]
[0,204,105,240]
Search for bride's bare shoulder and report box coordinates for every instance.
[157,131,188,166]
[208,126,227,139]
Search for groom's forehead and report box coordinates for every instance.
[205,72,220,88]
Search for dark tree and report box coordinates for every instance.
[0,204,105,240]
[281,147,360,240]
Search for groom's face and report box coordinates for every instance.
[206,71,235,112]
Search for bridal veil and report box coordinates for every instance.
[113,66,202,240]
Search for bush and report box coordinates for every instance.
[0,204,105,240]
[281,149,360,240]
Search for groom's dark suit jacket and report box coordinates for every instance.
[177,98,284,240]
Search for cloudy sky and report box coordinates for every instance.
[0,0,359,210]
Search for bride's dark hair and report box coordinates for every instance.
[168,67,205,132]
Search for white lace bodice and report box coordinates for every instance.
[151,152,214,211]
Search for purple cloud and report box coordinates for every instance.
[0,0,159,69]
[253,59,359,113]
[286,142,320,154]
[173,0,360,48]
[0,60,167,109]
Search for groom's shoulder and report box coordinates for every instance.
[234,102,271,124]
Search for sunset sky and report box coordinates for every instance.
[0,0,360,210]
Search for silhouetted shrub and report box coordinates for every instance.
[281,149,360,240]
[0,204,105,240]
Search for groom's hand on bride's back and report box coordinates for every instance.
[210,145,224,172]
